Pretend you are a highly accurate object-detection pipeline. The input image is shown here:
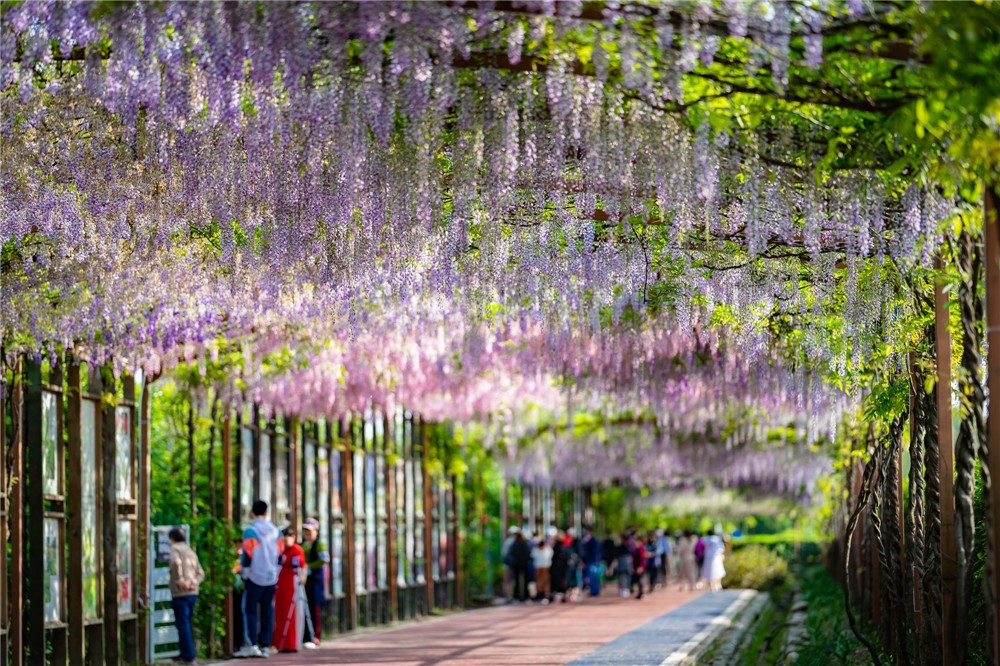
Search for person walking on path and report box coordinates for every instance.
[301,518,328,649]
[656,529,672,588]
[550,533,570,603]
[168,527,205,665]
[613,535,633,598]
[274,527,306,652]
[629,534,646,600]
[644,533,659,592]
[500,526,519,600]
[580,527,603,597]
[532,536,554,603]
[677,530,699,591]
[508,531,533,602]
[701,530,727,592]
[235,500,281,659]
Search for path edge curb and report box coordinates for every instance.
[658,590,759,666]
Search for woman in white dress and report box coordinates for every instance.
[701,531,726,592]
[677,530,699,591]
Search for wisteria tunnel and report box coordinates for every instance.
[2,0,1000,665]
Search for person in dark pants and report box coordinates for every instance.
[301,517,329,649]
[168,527,205,665]
[580,527,603,597]
[234,500,281,659]
[629,533,646,600]
[508,531,533,602]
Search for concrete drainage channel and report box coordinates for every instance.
[695,588,809,665]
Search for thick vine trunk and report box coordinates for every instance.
[907,366,926,665]
[922,370,944,664]
[884,414,910,666]
[954,227,985,665]
[845,437,883,666]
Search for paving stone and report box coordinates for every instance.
[219,586,739,665]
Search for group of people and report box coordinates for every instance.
[500,524,728,604]
[166,499,330,663]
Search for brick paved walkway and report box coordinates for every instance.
[219,585,744,666]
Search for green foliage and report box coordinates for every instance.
[150,375,237,659]
[722,544,790,594]
[793,566,875,666]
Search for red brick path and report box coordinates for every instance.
[227,587,704,666]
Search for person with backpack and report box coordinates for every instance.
[694,532,707,588]
[301,518,329,649]
[234,500,281,659]
[167,527,205,665]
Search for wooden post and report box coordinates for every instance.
[137,376,151,664]
[10,359,23,666]
[67,359,84,666]
[983,185,1000,662]
[340,419,357,631]
[23,359,45,663]
[422,420,435,613]
[0,355,7,666]
[385,415,398,621]
[452,468,462,608]
[222,412,234,653]
[935,254,958,664]
[98,364,120,666]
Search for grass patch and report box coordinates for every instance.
[792,566,874,665]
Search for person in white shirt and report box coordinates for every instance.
[531,538,554,603]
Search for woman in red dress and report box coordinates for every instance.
[273,526,305,653]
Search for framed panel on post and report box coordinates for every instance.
[117,375,140,664]
[25,358,69,665]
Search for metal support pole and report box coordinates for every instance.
[935,254,958,664]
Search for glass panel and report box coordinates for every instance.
[332,450,342,515]
[353,451,365,592]
[44,517,62,622]
[305,440,316,517]
[116,406,132,499]
[405,459,415,585]
[118,521,133,614]
[353,451,364,518]
[365,453,376,589]
[377,525,387,589]
[259,432,272,513]
[354,523,366,593]
[275,436,289,526]
[240,427,255,524]
[396,459,406,586]
[431,481,440,580]
[445,487,455,576]
[413,457,425,584]
[317,446,330,546]
[332,527,344,597]
[42,391,60,495]
[81,399,100,619]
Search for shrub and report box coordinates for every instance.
[723,544,790,593]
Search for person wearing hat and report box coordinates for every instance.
[273,526,306,653]
[301,517,329,649]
